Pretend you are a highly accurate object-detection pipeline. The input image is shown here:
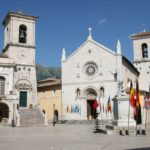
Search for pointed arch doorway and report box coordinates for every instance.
[86,88,97,119]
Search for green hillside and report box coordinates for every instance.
[36,64,61,81]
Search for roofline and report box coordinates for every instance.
[2,11,38,26]
[38,82,61,88]
[38,78,60,83]
[66,39,116,62]
[131,35,150,40]
[130,32,150,40]
[122,55,139,75]
[0,63,16,67]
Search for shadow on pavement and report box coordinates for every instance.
[126,148,150,150]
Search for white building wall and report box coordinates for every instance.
[133,38,150,61]
[62,40,119,120]
[134,61,150,91]
[4,46,35,65]
[132,35,150,91]
[4,17,35,47]
[122,58,139,89]
[62,41,117,84]
[3,12,38,108]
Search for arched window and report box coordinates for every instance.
[0,77,5,95]
[100,87,104,97]
[142,43,148,58]
[19,24,27,43]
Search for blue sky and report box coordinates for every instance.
[0,0,150,67]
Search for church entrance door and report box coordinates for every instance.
[19,91,27,107]
[87,100,96,119]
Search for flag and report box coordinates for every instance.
[102,103,104,113]
[135,79,142,124]
[107,96,112,112]
[136,79,140,108]
[130,80,135,107]
[96,96,101,112]
[93,98,99,110]
[99,102,101,113]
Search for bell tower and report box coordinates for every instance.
[131,30,150,91]
[2,11,38,107]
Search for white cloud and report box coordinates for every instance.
[98,18,107,25]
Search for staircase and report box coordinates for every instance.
[61,119,95,124]
[18,107,45,127]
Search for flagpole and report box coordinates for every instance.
[136,107,138,136]
[128,81,132,136]
[100,103,103,125]
[99,96,103,126]
[106,108,108,125]
[145,107,148,136]
[128,99,130,136]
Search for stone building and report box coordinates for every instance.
[131,31,150,92]
[0,11,45,126]
[61,28,139,120]
[37,78,61,122]
[0,53,16,124]
[2,11,38,107]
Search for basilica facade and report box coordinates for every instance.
[61,29,139,120]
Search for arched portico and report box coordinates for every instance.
[0,102,9,122]
[83,87,97,119]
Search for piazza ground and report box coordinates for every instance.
[0,124,150,150]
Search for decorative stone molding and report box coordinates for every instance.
[15,79,32,91]
[15,83,32,91]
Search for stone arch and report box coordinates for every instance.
[0,102,9,122]
[83,86,98,100]
[100,87,105,97]
[19,24,27,43]
[83,87,98,119]
[75,88,81,100]
[142,43,148,58]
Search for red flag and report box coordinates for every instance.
[135,79,142,124]
[107,96,112,112]
[93,100,99,110]
[130,81,135,107]
[102,103,104,112]
[136,79,140,108]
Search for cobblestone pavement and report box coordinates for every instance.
[0,124,150,150]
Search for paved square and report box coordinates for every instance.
[0,124,150,150]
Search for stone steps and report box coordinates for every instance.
[97,124,146,136]
[18,107,45,127]
[61,120,95,124]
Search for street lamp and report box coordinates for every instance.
[12,103,15,127]
[53,104,55,126]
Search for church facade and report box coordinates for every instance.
[61,29,139,120]
[0,11,38,125]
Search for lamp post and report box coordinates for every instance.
[12,103,15,127]
[53,104,55,126]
